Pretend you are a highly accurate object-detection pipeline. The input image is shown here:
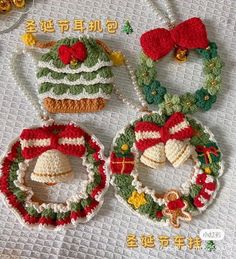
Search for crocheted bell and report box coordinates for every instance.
[140,143,166,169]
[31,150,73,185]
[165,139,193,168]
[36,36,114,113]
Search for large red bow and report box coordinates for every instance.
[58,41,87,65]
[140,17,209,61]
[20,123,86,159]
[135,112,194,151]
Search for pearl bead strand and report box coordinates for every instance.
[145,0,176,28]
[10,48,49,120]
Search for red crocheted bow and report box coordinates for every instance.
[58,41,87,65]
[20,124,86,159]
[135,112,194,151]
[140,17,209,61]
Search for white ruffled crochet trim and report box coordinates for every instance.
[0,120,110,231]
[110,112,224,225]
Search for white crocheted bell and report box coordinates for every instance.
[31,149,73,185]
[140,143,166,169]
[165,139,193,168]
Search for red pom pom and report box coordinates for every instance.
[156,211,163,219]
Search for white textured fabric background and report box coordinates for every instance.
[0,0,236,258]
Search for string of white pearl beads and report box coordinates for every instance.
[113,84,143,112]
[10,48,47,119]
[145,0,175,28]
[124,58,147,108]
[164,0,176,27]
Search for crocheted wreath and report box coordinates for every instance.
[0,121,109,230]
[110,112,223,228]
[136,17,223,115]
[37,36,114,113]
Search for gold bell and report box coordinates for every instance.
[140,143,166,169]
[12,0,25,8]
[0,0,12,12]
[174,47,189,63]
[31,150,73,185]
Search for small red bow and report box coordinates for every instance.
[196,145,219,164]
[20,123,86,159]
[58,41,87,65]
[140,17,209,61]
[135,112,193,151]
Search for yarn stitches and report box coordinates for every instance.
[0,121,109,230]
[110,112,223,228]
[136,17,224,114]
[35,36,115,113]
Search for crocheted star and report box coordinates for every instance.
[159,93,181,115]
[204,56,224,76]
[204,74,221,95]
[128,191,147,209]
[144,80,167,105]
[136,64,156,86]
[195,88,217,111]
[180,93,198,114]
[162,190,192,228]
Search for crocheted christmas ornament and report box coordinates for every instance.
[110,112,224,228]
[135,112,194,168]
[31,150,73,184]
[0,121,110,230]
[136,18,224,114]
[36,36,114,113]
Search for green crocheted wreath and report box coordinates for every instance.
[136,43,224,115]
[110,112,223,228]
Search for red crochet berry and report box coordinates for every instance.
[156,211,163,219]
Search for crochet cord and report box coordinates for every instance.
[10,48,49,120]
[144,0,176,28]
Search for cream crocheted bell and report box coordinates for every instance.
[165,139,193,168]
[31,149,73,185]
[140,143,165,168]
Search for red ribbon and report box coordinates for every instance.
[20,124,86,159]
[135,112,194,152]
[140,17,209,61]
[196,146,219,164]
[58,41,87,65]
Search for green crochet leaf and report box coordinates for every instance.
[13,188,26,202]
[138,195,158,219]
[41,208,57,219]
[141,113,167,126]
[26,206,40,217]
[190,184,202,198]
[71,202,83,212]
[114,175,135,200]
